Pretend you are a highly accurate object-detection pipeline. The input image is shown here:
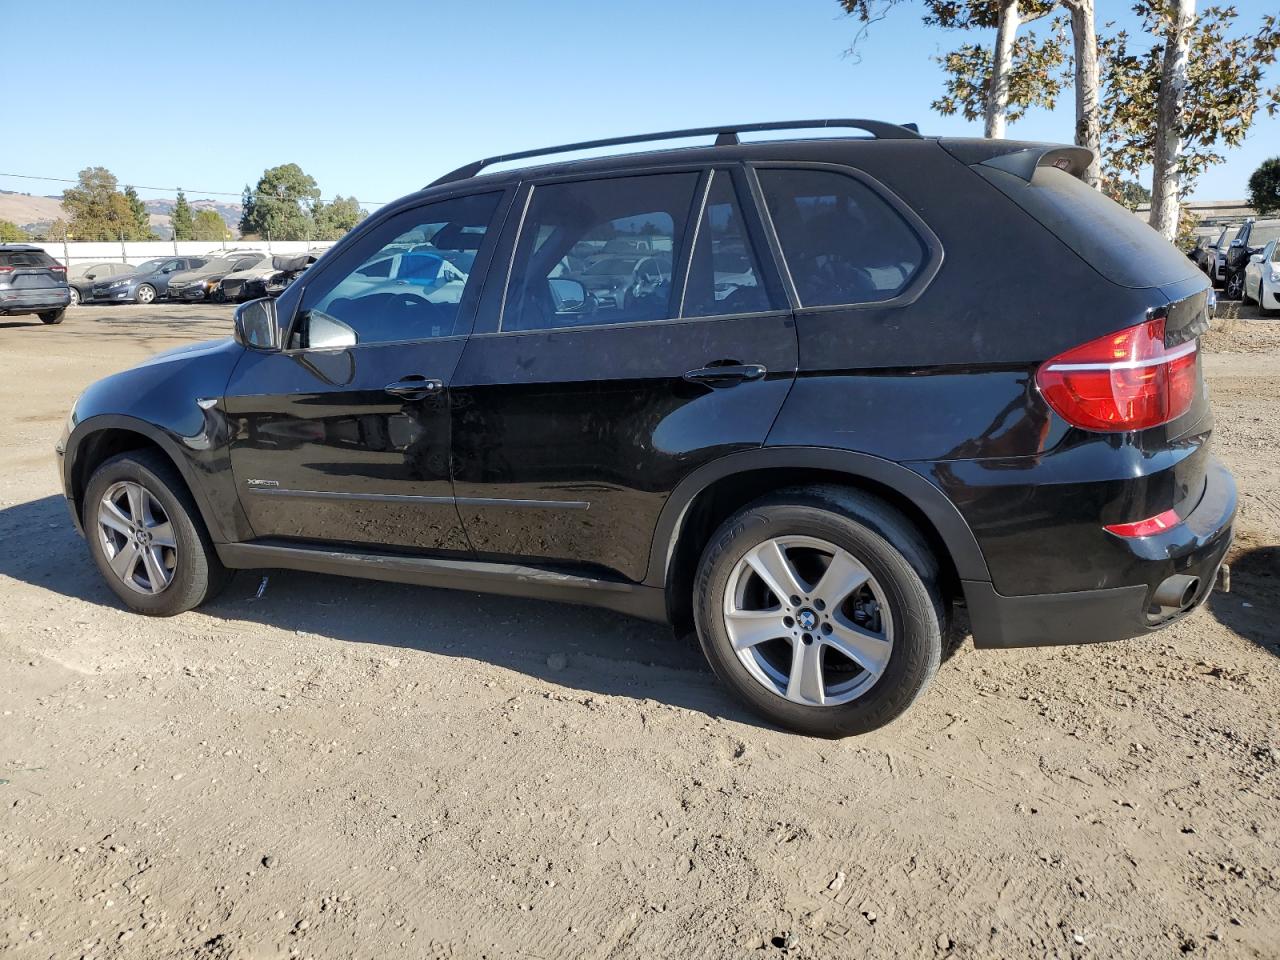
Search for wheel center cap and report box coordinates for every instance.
[797,608,818,631]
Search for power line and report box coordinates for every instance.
[0,171,388,207]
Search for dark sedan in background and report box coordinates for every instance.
[89,256,207,304]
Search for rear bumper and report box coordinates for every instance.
[0,287,70,313]
[964,456,1236,648]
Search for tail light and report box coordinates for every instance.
[1036,318,1198,431]
[0,266,13,273]
[49,264,67,272]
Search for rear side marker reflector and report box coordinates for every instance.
[1036,318,1199,431]
[1104,508,1181,538]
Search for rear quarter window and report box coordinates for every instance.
[977,165,1199,289]
[758,168,926,308]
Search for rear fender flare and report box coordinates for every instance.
[644,446,991,588]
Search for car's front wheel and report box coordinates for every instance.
[84,450,231,616]
[68,287,81,306]
[39,308,67,324]
[135,283,156,305]
[1225,271,1244,301]
[694,486,945,737]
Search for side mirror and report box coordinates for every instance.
[234,297,281,351]
[548,277,588,313]
[1251,253,1265,263]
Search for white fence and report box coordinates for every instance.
[24,239,338,269]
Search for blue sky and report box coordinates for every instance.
[2,0,1276,211]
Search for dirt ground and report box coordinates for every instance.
[1,302,1277,960]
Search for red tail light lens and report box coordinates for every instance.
[0,266,13,273]
[1104,508,1181,538]
[1036,318,1198,431]
[49,264,67,272]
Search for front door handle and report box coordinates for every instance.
[683,363,767,387]
[385,375,444,400]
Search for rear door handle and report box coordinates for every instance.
[385,375,444,400]
[683,363,767,386]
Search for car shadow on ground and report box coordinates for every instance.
[1207,543,1280,658]
[0,494,767,728]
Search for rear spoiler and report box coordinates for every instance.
[939,139,1093,183]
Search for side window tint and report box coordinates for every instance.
[293,192,501,348]
[503,173,698,332]
[683,171,772,317]
[759,169,925,307]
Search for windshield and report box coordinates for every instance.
[1250,223,1280,247]
[134,259,165,273]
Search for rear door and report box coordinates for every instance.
[450,166,796,582]
[224,190,510,552]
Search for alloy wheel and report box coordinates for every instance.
[1226,273,1243,300]
[69,287,80,306]
[136,285,156,304]
[96,481,177,594]
[723,535,893,707]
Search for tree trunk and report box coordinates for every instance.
[1066,0,1102,188]
[986,0,1021,139]
[1149,0,1195,240]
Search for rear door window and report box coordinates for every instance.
[502,172,699,332]
[758,168,925,308]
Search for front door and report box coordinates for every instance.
[450,167,797,582]
[224,190,509,552]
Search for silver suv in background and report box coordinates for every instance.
[0,245,70,323]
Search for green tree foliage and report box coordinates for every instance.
[242,164,321,241]
[239,184,256,238]
[37,219,68,241]
[932,26,1068,124]
[191,209,228,242]
[1248,157,1280,217]
[171,190,194,241]
[0,220,26,241]
[1099,5,1280,192]
[62,167,151,241]
[124,186,151,238]
[313,195,366,240]
[1102,176,1152,211]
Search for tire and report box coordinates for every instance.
[1225,272,1244,301]
[39,308,67,324]
[135,283,156,305]
[693,485,945,737]
[68,287,81,307]
[83,450,231,616]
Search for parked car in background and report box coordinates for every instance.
[1210,223,1247,286]
[214,254,277,303]
[244,252,319,300]
[1242,238,1280,315]
[67,261,133,306]
[1225,219,1280,301]
[166,254,271,302]
[0,244,69,323]
[58,120,1235,737]
[90,257,206,304]
[1186,230,1217,272]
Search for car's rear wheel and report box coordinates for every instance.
[135,283,156,305]
[39,308,66,324]
[694,486,944,737]
[68,287,81,307]
[1225,271,1244,301]
[84,450,231,616]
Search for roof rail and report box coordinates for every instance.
[428,118,923,187]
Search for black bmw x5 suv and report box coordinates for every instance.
[57,120,1235,736]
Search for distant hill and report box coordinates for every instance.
[0,190,241,238]
[0,191,64,229]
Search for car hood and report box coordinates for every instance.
[135,337,239,368]
[168,267,224,283]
